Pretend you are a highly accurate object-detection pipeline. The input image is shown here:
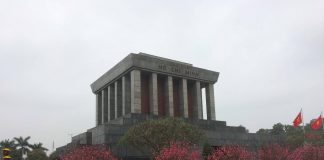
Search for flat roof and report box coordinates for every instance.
[90,53,219,93]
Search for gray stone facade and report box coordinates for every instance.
[69,113,282,158]
[92,53,219,124]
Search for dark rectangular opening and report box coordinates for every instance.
[157,75,166,117]
[141,72,150,114]
[172,78,180,117]
[187,80,194,119]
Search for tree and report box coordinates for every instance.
[256,129,271,135]
[207,146,255,160]
[257,122,304,149]
[0,139,16,149]
[48,151,59,160]
[27,149,48,160]
[257,123,285,136]
[270,123,285,135]
[14,136,32,158]
[30,143,48,152]
[287,144,324,160]
[284,125,304,149]
[154,141,201,160]
[202,142,214,158]
[119,117,204,154]
[0,139,20,159]
[258,144,289,160]
[61,145,117,160]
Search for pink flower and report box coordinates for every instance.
[207,145,255,160]
[61,145,117,160]
[154,141,201,160]
[287,144,324,160]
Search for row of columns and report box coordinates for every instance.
[96,69,216,126]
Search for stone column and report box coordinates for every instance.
[115,81,122,118]
[131,70,141,113]
[118,80,122,117]
[122,76,126,116]
[123,74,131,115]
[107,86,111,121]
[109,84,115,120]
[101,88,108,123]
[149,73,158,115]
[96,92,102,126]
[114,81,118,119]
[179,79,189,118]
[165,76,174,117]
[206,83,216,120]
[193,81,203,119]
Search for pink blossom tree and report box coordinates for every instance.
[207,146,255,160]
[154,141,201,160]
[287,144,324,160]
[61,145,117,160]
[258,144,289,160]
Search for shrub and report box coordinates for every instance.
[207,146,255,160]
[287,144,324,160]
[61,145,117,160]
[202,142,213,158]
[258,144,289,160]
[120,118,204,154]
[27,149,48,160]
[154,141,201,160]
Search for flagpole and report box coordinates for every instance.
[300,108,307,145]
[320,111,324,138]
[301,108,305,134]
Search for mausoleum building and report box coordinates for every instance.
[58,53,281,159]
[91,53,218,125]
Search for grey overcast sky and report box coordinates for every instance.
[1,0,324,152]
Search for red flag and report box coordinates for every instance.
[311,114,323,130]
[293,112,302,128]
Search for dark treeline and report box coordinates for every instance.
[257,118,324,149]
[0,136,58,160]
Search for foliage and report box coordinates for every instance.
[61,145,117,160]
[206,144,324,160]
[0,139,20,159]
[284,125,304,149]
[238,125,249,133]
[287,144,324,160]
[207,146,255,160]
[202,142,214,158]
[119,117,204,153]
[154,141,201,160]
[257,121,324,149]
[271,123,285,136]
[14,136,32,156]
[256,123,285,138]
[258,144,289,160]
[48,151,60,160]
[256,129,271,135]
[303,126,324,146]
[30,143,48,151]
[1,136,49,160]
[0,139,16,149]
[27,149,48,160]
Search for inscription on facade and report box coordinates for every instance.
[158,64,200,78]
